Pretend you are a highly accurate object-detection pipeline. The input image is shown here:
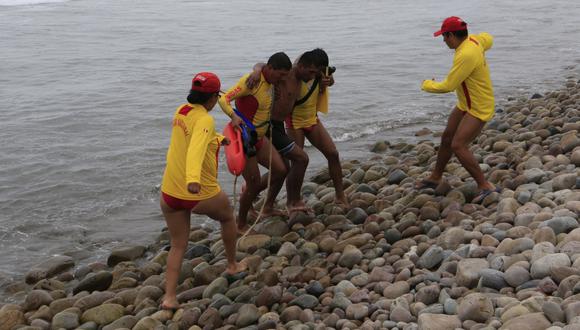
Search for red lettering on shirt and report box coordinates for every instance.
[225,86,242,102]
[173,118,189,135]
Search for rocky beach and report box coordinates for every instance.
[1,78,579,330]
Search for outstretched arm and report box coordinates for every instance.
[422,51,476,93]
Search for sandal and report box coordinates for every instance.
[472,186,501,204]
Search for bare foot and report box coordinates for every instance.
[236,215,248,233]
[237,225,249,236]
[226,260,247,275]
[237,225,258,236]
[478,182,495,191]
[291,200,307,208]
[261,207,288,217]
[160,296,180,310]
[414,178,440,190]
[287,205,314,218]
[334,196,350,209]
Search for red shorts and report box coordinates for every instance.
[255,137,265,151]
[301,119,319,134]
[162,192,200,210]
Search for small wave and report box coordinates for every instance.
[0,0,68,6]
[331,115,443,143]
[333,125,384,142]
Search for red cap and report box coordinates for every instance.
[433,16,467,37]
[191,72,221,93]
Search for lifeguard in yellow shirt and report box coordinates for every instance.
[159,72,245,310]
[218,52,292,233]
[418,16,499,203]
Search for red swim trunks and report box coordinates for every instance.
[301,119,319,134]
[162,192,200,210]
[255,137,265,151]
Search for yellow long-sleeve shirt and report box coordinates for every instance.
[161,103,223,201]
[422,33,495,122]
[218,73,273,137]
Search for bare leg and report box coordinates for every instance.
[425,107,466,184]
[451,113,494,190]
[160,198,191,309]
[257,139,288,215]
[192,191,246,274]
[288,127,305,149]
[261,159,289,215]
[239,156,261,232]
[304,121,348,207]
[281,144,309,210]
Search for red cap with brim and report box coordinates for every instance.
[433,16,468,37]
[191,72,221,93]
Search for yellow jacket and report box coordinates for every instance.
[218,73,273,137]
[161,103,223,201]
[422,33,495,121]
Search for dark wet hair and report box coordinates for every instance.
[298,50,319,68]
[310,48,329,67]
[187,81,216,104]
[267,52,292,70]
[444,29,468,38]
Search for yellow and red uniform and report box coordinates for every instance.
[218,73,273,137]
[161,103,224,201]
[422,33,495,122]
[286,80,329,130]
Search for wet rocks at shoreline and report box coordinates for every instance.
[1,79,579,329]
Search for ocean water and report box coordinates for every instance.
[1,0,579,297]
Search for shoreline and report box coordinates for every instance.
[1,77,579,329]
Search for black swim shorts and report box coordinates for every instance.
[267,120,295,155]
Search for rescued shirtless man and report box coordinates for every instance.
[248,50,324,219]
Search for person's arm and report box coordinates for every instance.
[421,50,476,93]
[246,63,266,89]
[185,115,215,194]
[320,74,334,93]
[218,75,251,129]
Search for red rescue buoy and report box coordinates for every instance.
[223,123,245,176]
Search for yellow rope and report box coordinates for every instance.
[237,121,274,242]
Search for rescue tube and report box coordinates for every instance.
[223,122,245,176]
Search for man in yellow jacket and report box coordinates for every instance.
[418,16,499,203]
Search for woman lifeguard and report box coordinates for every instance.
[159,72,245,310]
